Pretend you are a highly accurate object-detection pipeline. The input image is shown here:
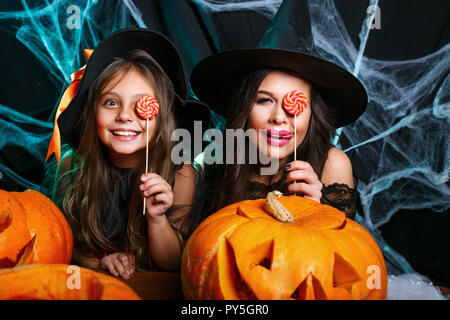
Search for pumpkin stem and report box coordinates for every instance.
[266,190,294,223]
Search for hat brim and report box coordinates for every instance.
[58,28,210,146]
[190,48,367,128]
[174,98,211,132]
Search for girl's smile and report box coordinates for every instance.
[110,128,142,140]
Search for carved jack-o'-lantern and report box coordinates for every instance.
[0,264,141,300]
[182,192,387,300]
[0,189,73,268]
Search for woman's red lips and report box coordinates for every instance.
[263,129,294,146]
[265,129,294,138]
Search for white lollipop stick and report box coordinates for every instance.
[136,96,160,215]
[283,90,308,196]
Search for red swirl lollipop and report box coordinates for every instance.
[136,96,159,120]
[283,90,308,116]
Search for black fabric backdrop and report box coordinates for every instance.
[0,0,449,287]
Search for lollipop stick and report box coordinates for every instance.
[136,95,159,216]
[294,115,297,196]
[294,115,297,162]
[282,90,307,198]
[143,118,149,215]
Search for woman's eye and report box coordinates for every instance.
[256,97,272,105]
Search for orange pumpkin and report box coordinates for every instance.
[0,264,141,300]
[181,192,387,300]
[0,189,73,268]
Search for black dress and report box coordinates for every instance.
[99,167,136,249]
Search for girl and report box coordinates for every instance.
[187,48,367,233]
[41,29,210,278]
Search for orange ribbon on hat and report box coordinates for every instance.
[46,49,93,165]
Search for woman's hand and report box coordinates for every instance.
[99,252,135,279]
[140,173,174,220]
[284,160,322,203]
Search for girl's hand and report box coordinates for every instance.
[284,160,323,203]
[140,173,174,219]
[99,252,135,279]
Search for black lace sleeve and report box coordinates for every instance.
[320,181,357,220]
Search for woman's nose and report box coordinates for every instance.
[268,103,288,124]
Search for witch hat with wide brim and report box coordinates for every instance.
[190,0,367,128]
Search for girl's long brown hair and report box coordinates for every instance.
[190,69,335,233]
[59,49,177,269]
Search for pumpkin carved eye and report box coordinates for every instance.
[333,252,361,289]
[0,210,12,233]
[182,192,388,300]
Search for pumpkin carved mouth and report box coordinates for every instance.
[218,227,363,300]
[182,191,387,300]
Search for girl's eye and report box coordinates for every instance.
[104,99,118,107]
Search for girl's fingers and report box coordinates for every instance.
[102,260,119,277]
[120,254,135,276]
[100,253,136,278]
[119,254,129,270]
[141,172,167,184]
[113,258,128,279]
[142,183,171,198]
[140,177,170,193]
[140,173,166,183]
[155,193,170,203]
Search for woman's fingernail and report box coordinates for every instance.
[285,164,291,170]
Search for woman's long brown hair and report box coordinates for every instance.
[190,69,335,233]
[59,49,177,269]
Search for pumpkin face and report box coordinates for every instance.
[0,264,141,300]
[0,189,73,268]
[182,194,387,300]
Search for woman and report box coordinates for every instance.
[187,48,367,235]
